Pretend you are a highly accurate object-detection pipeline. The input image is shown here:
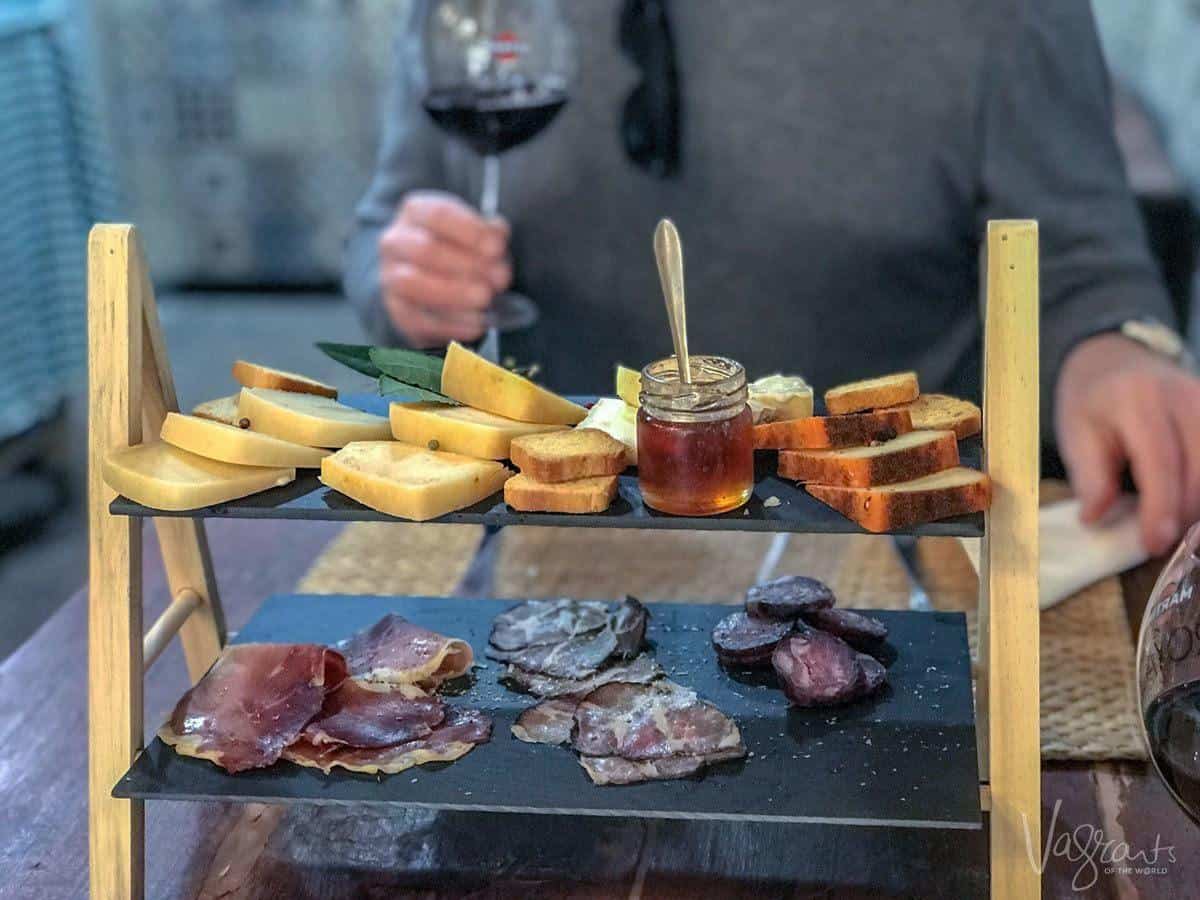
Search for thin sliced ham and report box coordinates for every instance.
[337,614,473,689]
[580,748,745,786]
[283,707,493,775]
[159,643,347,773]
[302,679,445,749]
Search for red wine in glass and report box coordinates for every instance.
[422,83,568,157]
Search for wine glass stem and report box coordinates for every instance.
[480,154,500,219]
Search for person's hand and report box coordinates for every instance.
[378,191,512,347]
[1055,332,1200,555]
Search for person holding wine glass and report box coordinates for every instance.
[345,0,1200,560]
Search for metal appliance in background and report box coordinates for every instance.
[93,0,409,287]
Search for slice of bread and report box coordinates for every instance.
[754,409,913,450]
[191,395,241,426]
[806,467,991,532]
[504,473,619,513]
[232,360,338,399]
[320,441,512,521]
[896,393,981,440]
[824,372,919,415]
[779,429,959,487]
[237,388,391,448]
[509,428,628,483]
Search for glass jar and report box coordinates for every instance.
[637,355,754,516]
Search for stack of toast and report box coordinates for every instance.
[755,372,990,532]
[505,429,629,514]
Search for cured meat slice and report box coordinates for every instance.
[500,653,664,699]
[579,746,746,785]
[711,611,794,667]
[746,575,836,620]
[337,614,473,689]
[302,679,445,749]
[572,681,745,762]
[489,599,609,651]
[610,596,649,658]
[283,707,493,775]
[511,698,578,745]
[803,607,888,649]
[159,643,347,773]
[487,626,619,679]
[858,654,887,693]
[772,630,879,707]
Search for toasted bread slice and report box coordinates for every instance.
[806,467,991,532]
[191,394,241,426]
[238,388,391,447]
[509,428,629,483]
[504,473,619,513]
[754,409,913,450]
[232,360,338,399]
[824,372,919,415]
[779,429,959,487]
[897,393,981,440]
[320,441,512,521]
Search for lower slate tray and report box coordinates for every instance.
[117,594,981,830]
[109,394,985,537]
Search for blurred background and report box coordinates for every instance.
[0,0,1197,660]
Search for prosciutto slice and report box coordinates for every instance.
[337,614,473,689]
[489,599,609,651]
[159,643,347,773]
[572,681,744,762]
[283,707,492,775]
[500,653,664,699]
[511,698,578,745]
[301,679,445,749]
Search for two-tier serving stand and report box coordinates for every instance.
[86,221,1040,898]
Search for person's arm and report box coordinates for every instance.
[344,7,510,347]
[978,0,1200,553]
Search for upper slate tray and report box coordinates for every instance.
[111,394,985,536]
[116,593,981,830]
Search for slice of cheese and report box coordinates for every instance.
[103,442,295,511]
[320,441,512,521]
[237,388,391,448]
[161,412,330,469]
[389,402,565,460]
[440,341,587,425]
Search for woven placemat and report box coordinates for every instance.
[298,515,1145,762]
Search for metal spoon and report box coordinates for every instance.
[653,218,691,384]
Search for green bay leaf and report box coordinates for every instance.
[315,342,381,378]
[379,375,459,405]
[369,347,445,393]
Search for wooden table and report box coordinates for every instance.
[2,520,1196,899]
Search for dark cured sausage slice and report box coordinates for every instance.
[711,611,794,667]
[159,643,347,773]
[746,575,836,620]
[802,607,888,649]
[771,630,878,707]
[301,679,445,749]
[858,654,887,693]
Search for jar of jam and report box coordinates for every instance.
[637,355,754,516]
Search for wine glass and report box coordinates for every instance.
[411,0,575,356]
[1137,520,1200,823]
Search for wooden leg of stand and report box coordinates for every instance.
[88,224,146,900]
[138,264,225,680]
[980,220,1041,900]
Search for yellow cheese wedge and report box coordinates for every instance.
[389,402,566,460]
[440,341,587,425]
[237,388,391,448]
[102,442,295,511]
[320,441,512,522]
[160,412,330,469]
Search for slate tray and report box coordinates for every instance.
[110,395,985,537]
[117,594,981,830]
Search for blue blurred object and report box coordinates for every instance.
[0,2,116,444]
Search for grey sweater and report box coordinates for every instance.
[344,0,1175,439]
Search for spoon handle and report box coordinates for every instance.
[654,219,691,383]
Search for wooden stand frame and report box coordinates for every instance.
[85,221,1041,899]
